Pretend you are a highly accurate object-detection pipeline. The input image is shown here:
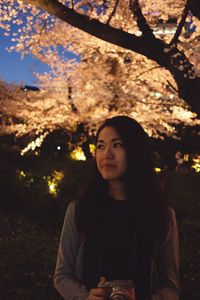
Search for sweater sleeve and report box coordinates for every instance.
[149,208,180,300]
[53,201,89,300]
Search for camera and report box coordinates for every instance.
[98,280,135,300]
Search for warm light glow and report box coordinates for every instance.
[19,170,26,177]
[183,154,189,161]
[70,147,86,161]
[89,144,96,156]
[21,132,49,156]
[44,170,64,197]
[154,167,162,173]
[49,183,56,193]
[191,155,200,173]
[17,169,34,187]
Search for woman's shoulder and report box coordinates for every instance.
[167,205,177,224]
[158,204,178,248]
[67,199,76,210]
[62,200,82,239]
[65,200,77,219]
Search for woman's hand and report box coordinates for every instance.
[86,287,106,300]
[86,276,107,300]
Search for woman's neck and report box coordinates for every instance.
[108,180,127,201]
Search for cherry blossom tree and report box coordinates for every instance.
[0,0,200,141]
[0,79,80,137]
[3,0,198,113]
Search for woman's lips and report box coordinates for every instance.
[102,163,117,168]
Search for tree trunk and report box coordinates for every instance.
[161,46,200,116]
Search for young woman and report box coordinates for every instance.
[54,116,180,300]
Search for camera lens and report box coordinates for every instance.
[110,292,127,300]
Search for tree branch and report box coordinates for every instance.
[169,0,190,46]
[28,19,47,50]
[129,0,155,40]
[24,0,200,117]
[167,80,179,93]
[134,66,162,79]
[107,0,120,24]
[24,0,165,64]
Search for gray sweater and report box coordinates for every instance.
[53,201,180,300]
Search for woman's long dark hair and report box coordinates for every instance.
[74,116,170,298]
[75,115,169,241]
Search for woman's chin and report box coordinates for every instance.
[101,173,120,181]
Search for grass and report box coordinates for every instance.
[0,211,62,300]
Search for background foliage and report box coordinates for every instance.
[0,151,199,299]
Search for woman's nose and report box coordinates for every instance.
[104,146,114,159]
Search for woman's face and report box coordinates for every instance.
[96,126,127,182]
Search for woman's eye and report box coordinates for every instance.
[96,144,104,150]
[113,142,123,148]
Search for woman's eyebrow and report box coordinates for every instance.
[97,139,104,143]
[97,138,122,143]
[111,138,122,142]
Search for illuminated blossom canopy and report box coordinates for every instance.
[0,0,200,140]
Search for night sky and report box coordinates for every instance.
[0,29,48,87]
